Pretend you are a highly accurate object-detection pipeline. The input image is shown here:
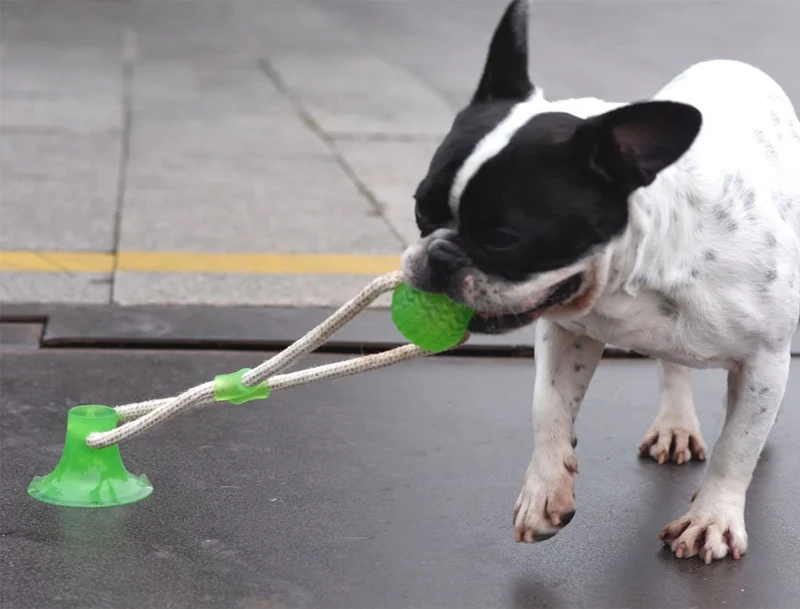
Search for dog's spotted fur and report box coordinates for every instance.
[402,0,800,563]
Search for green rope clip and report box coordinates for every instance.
[214,368,270,405]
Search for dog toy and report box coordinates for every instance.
[28,271,475,508]
[391,283,475,352]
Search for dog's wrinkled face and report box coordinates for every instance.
[401,0,702,334]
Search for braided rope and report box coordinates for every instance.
[86,271,457,449]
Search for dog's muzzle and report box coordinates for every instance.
[468,273,584,334]
[404,231,470,295]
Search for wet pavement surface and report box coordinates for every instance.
[2,322,799,608]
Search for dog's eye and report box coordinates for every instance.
[484,228,521,251]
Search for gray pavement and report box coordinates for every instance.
[1,0,799,305]
[3,343,800,608]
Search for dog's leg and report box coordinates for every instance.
[638,360,707,464]
[659,348,790,562]
[514,320,605,542]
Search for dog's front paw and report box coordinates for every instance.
[638,416,707,465]
[513,453,577,543]
[659,493,748,563]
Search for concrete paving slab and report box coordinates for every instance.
[120,157,400,253]
[255,0,363,57]
[131,64,297,121]
[0,178,118,252]
[318,0,498,108]
[128,116,330,180]
[320,0,800,106]
[0,130,121,186]
[0,95,122,133]
[0,0,131,69]
[2,349,799,608]
[132,0,263,67]
[0,44,119,72]
[0,272,110,304]
[0,131,121,250]
[0,64,122,99]
[335,139,439,246]
[111,272,394,308]
[267,53,454,137]
[0,1,30,52]
[0,50,122,135]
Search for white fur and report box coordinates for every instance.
[556,60,800,363]
[511,60,800,562]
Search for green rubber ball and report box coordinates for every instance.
[391,283,475,353]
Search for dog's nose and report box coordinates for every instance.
[427,237,467,291]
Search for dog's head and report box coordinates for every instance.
[402,0,703,334]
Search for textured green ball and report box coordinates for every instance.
[391,284,475,352]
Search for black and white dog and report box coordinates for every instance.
[402,0,800,563]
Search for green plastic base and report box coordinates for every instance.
[28,405,153,508]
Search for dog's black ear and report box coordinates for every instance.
[576,101,702,190]
[472,0,533,103]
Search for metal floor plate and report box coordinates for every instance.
[5,303,800,356]
[2,346,799,609]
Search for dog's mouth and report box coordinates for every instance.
[467,273,584,335]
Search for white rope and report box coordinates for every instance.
[86,271,464,449]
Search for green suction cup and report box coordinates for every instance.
[391,283,475,353]
[28,405,152,508]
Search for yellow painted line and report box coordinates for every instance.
[0,251,401,275]
[117,252,400,275]
[0,251,114,273]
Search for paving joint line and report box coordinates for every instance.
[109,28,137,305]
[257,57,409,250]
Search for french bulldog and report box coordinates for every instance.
[401,0,800,563]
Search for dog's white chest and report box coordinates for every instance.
[559,290,725,366]
[560,236,800,366]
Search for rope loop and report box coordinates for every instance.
[85,271,464,449]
